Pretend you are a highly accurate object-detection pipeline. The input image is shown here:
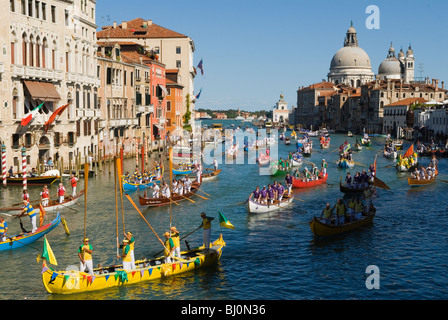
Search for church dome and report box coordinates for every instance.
[330,46,372,70]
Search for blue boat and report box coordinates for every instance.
[172,169,194,176]
[122,177,162,192]
[337,158,354,169]
[0,212,61,252]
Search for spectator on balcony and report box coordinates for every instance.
[46,157,54,170]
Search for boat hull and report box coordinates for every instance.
[339,182,371,194]
[202,169,221,181]
[138,183,201,206]
[0,213,61,251]
[6,176,60,185]
[42,236,225,294]
[246,196,294,214]
[337,159,354,168]
[172,169,193,176]
[292,173,328,188]
[309,211,375,237]
[122,178,162,191]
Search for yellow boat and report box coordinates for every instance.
[41,235,225,294]
[309,207,376,237]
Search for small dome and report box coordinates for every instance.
[398,48,405,59]
[378,57,402,76]
[406,45,414,57]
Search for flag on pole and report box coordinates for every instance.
[218,211,235,229]
[197,59,204,75]
[21,102,44,126]
[42,236,58,265]
[43,101,71,133]
[195,89,202,100]
[403,144,414,158]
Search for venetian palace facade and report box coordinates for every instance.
[0,1,194,174]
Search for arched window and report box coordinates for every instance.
[22,33,28,65]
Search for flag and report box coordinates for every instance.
[195,89,202,100]
[39,204,46,228]
[218,211,235,229]
[21,102,44,126]
[197,59,204,75]
[43,102,70,133]
[42,236,58,265]
[193,67,197,75]
[403,144,414,158]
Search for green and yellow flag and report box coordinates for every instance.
[42,236,58,265]
[218,211,235,229]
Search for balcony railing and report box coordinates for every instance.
[11,64,64,82]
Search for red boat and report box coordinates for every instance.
[292,173,328,188]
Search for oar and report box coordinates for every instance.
[125,193,171,252]
[192,193,208,200]
[196,188,211,197]
[436,179,448,184]
[175,193,196,203]
[354,162,365,167]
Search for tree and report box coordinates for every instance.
[183,94,192,131]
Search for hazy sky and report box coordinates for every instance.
[96,0,448,112]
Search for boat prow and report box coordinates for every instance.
[309,209,375,237]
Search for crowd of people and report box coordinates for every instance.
[292,159,328,182]
[344,169,373,189]
[410,155,438,180]
[320,197,375,226]
[123,161,162,185]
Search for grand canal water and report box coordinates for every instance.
[1,119,448,300]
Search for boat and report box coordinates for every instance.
[291,154,303,167]
[268,163,289,177]
[309,206,376,237]
[246,195,294,214]
[0,212,61,252]
[302,143,312,157]
[337,158,355,169]
[392,140,403,150]
[42,234,225,294]
[352,143,362,151]
[0,190,85,215]
[347,131,353,137]
[122,176,163,192]
[285,137,291,145]
[202,169,221,181]
[383,149,397,159]
[339,181,372,194]
[6,175,60,186]
[257,153,271,166]
[408,169,438,186]
[360,137,372,146]
[138,182,201,207]
[292,173,328,188]
[172,168,194,176]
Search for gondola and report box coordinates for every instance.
[292,173,328,188]
[138,182,201,206]
[41,234,225,294]
[122,176,163,192]
[246,194,294,214]
[309,206,376,237]
[172,168,194,176]
[0,212,61,251]
[6,175,60,185]
[360,137,372,146]
[0,190,85,215]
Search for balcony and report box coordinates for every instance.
[136,105,154,114]
[11,64,64,82]
[67,72,101,86]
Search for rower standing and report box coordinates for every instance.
[320,203,333,225]
[0,216,8,242]
[57,183,66,203]
[124,231,135,269]
[170,226,181,259]
[199,212,214,251]
[118,239,132,271]
[250,186,261,203]
[333,199,346,226]
[163,232,175,263]
[40,185,50,207]
[21,200,37,233]
[78,238,94,275]
[22,189,30,202]
[70,174,78,197]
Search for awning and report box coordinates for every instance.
[158,84,168,96]
[23,81,61,101]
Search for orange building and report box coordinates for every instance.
[165,69,184,136]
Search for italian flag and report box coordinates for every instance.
[218,211,235,229]
[21,102,44,126]
[42,236,58,265]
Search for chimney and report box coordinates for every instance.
[147,20,153,26]
[435,79,439,92]
[139,56,143,65]
[113,21,117,28]
[442,81,444,90]
[122,22,127,29]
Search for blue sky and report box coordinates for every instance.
[96,0,448,112]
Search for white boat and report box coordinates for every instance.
[291,156,303,167]
[383,150,397,159]
[246,196,294,214]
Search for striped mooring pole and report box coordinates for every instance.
[22,146,27,191]
[1,144,6,186]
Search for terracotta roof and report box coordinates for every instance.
[299,81,335,92]
[385,97,428,107]
[98,18,188,39]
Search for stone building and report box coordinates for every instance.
[1,0,99,172]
